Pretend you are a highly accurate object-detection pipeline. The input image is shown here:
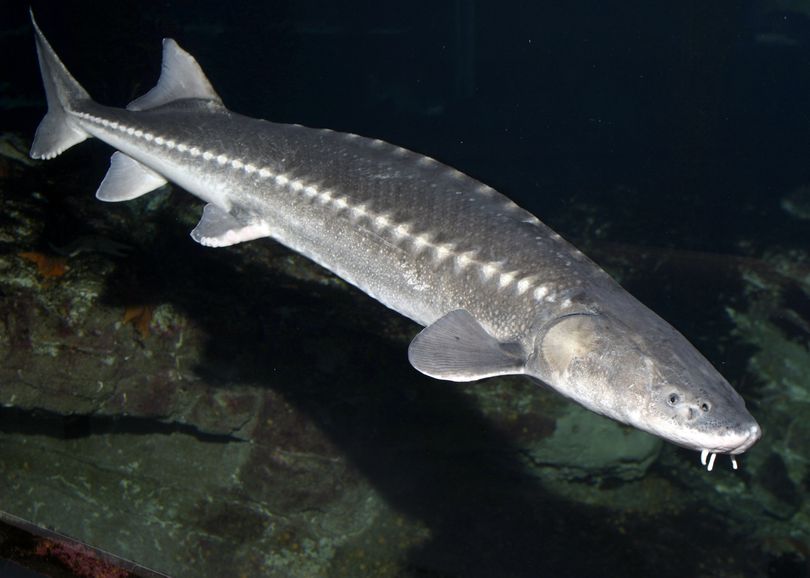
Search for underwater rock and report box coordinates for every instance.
[520,406,661,482]
[465,377,661,482]
[725,249,810,556]
[781,184,810,221]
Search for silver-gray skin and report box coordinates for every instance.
[29,12,760,467]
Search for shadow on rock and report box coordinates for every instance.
[93,210,702,578]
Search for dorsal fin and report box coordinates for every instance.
[127,39,222,111]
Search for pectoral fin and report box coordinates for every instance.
[408,309,526,382]
[190,204,271,247]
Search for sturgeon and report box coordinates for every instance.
[29,13,760,470]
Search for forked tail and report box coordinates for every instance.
[29,10,93,160]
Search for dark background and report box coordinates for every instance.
[5,0,810,256]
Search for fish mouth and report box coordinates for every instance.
[698,422,762,471]
[653,418,762,455]
[699,421,761,454]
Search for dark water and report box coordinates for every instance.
[1,1,809,577]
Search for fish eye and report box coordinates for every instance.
[667,393,680,406]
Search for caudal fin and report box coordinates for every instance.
[29,10,92,160]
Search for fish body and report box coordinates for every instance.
[29,12,760,467]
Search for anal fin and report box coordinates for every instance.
[96,152,168,202]
[191,204,271,247]
[408,309,526,382]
